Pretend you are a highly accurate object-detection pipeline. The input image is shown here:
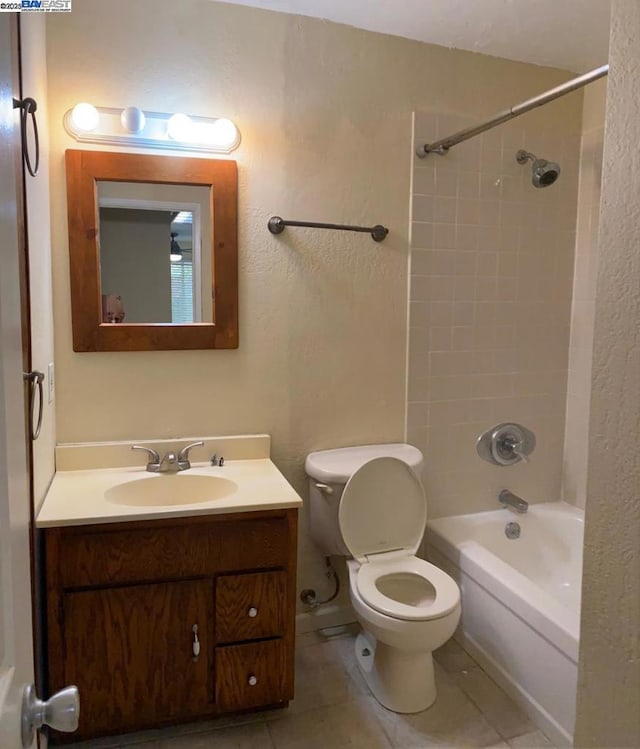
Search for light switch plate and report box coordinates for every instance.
[47,362,55,403]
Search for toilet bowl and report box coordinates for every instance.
[305,446,461,713]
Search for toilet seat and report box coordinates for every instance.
[355,554,460,621]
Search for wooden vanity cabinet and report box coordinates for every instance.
[43,508,298,742]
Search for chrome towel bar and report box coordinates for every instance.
[268,216,388,242]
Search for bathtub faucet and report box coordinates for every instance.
[499,489,529,513]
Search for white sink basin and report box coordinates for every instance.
[104,474,238,507]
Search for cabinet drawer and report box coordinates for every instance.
[53,514,290,587]
[215,639,289,711]
[216,571,286,643]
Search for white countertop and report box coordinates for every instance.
[37,458,303,528]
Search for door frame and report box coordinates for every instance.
[0,12,38,749]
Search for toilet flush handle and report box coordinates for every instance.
[314,482,333,495]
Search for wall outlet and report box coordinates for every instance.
[47,362,55,403]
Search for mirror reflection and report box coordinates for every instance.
[97,182,212,324]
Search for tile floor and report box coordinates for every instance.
[67,627,555,749]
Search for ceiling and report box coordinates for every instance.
[212,0,610,72]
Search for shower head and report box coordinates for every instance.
[516,149,561,188]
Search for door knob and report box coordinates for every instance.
[21,684,79,747]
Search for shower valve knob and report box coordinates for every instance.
[476,423,536,466]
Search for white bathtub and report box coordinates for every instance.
[426,501,583,747]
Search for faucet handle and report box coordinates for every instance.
[132,445,160,464]
[178,441,204,463]
[509,440,529,464]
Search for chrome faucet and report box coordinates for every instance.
[132,441,204,473]
[499,489,529,514]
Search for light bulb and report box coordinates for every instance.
[208,118,239,148]
[120,106,146,133]
[167,113,194,141]
[170,252,182,262]
[71,102,99,132]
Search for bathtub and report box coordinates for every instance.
[426,501,583,747]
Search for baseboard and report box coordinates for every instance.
[455,630,573,748]
[296,603,356,634]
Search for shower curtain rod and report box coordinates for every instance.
[416,63,609,157]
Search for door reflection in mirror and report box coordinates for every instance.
[97,181,212,324]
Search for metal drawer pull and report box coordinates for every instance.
[248,606,258,618]
[248,675,258,686]
[192,624,200,660]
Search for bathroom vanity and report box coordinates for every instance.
[37,436,301,742]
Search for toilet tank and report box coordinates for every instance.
[304,443,424,556]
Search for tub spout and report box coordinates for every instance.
[499,489,529,513]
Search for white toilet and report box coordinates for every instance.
[305,444,461,713]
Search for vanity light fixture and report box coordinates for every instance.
[120,106,146,134]
[70,102,99,132]
[167,113,194,142]
[64,103,241,154]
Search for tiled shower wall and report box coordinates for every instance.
[408,111,581,518]
[563,81,607,509]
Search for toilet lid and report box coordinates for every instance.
[339,457,426,562]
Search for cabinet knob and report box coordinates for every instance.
[248,606,258,618]
[248,675,258,686]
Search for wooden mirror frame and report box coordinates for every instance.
[65,149,238,352]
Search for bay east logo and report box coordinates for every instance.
[21,0,72,10]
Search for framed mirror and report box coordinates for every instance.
[65,150,238,351]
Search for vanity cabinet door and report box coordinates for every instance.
[60,579,213,739]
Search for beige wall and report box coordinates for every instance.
[409,109,581,518]
[21,15,56,512]
[575,1,640,745]
[562,80,607,509]
[46,0,581,606]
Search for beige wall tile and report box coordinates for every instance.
[409,110,580,518]
[433,222,457,249]
[412,195,434,222]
